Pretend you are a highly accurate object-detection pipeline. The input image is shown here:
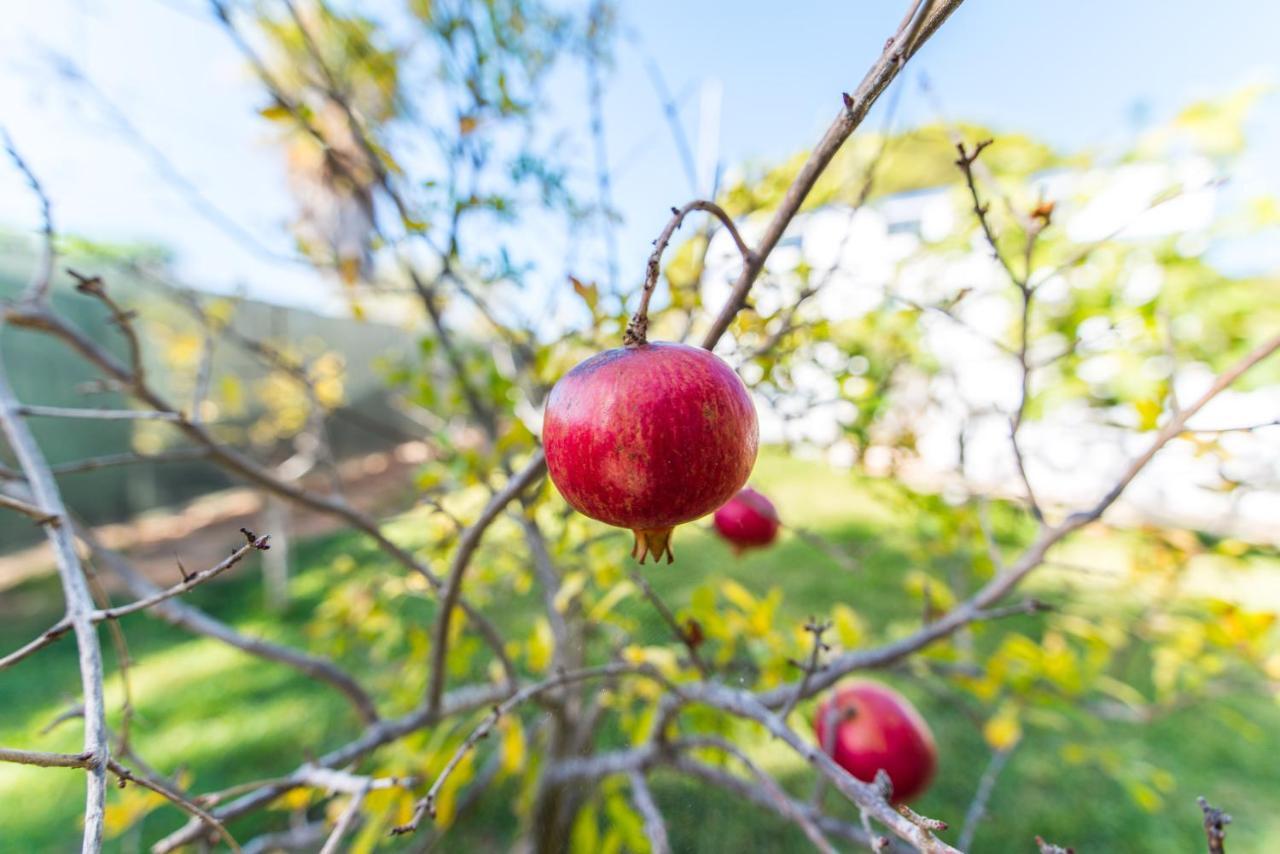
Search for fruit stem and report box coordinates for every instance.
[625,199,751,349]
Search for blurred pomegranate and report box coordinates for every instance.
[543,342,757,563]
[814,681,938,803]
[713,487,780,554]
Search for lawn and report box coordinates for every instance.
[2,452,1278,851]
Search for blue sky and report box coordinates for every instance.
[0,0,1276,309]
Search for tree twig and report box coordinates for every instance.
[0,348,109,853]
[627,770,671,854]
[1198,796,1230,854]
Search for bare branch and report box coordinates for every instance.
[1199,796,1230,854]
[153,679,510,852]
[627,771,671,854]
[4,298,518,685]
[679,682,958,852]
[700,0,966,350]
[626,560,712,676]
[0,747,94,769]
[82,526,380,725]
[779,619,832,722]
[398,663,656,837]
[678,736,840,854]
[1,129,55,301]
[0,490,58,525]
[318,782,370,854]
[0,348,109,853]
[15,404,182,422]
[1,533,268,671]
[426,457,547,713]
[110,759,241,853]
[956,745,1014,849]
[50,447,211,475]
[626,199,753,347]
[673,757,888,851]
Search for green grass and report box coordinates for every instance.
[3,452,1279,851]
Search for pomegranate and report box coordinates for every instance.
[813,681,938,803]
[713,487,780,554]
[543,342,758,563]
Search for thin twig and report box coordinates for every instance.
[627,771,671,854]
[1,129,55,301]
[318,782,370,854]
[425,458,546,713]
[956,745,1014,849]
[1198,796,1230,854]
[0,533,268,671]
[397,664,657,837]
[625,199,753,347]
[0,348,109,853]
[700,0,965,351]
[626,561,712,676]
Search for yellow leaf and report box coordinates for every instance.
[1135,398,1162,432]
[271,787,314,811]
[459,115,479,135]
[832,604,865,648]
[569,276,599,312]
[554,571,588,614]
[500,715,526,776]
[720,579,757,612]
[983,703,1022,751]
[528,618,554,672]
[258,103,293,121]
[587,580,635,622]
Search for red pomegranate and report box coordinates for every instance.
[713,487,780,554]
[543,342,758,563]
[813,681,938,803]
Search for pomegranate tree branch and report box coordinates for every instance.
[678,682,958,852]
[0,532,268,672]
[625,199,752,347]
[955,140,1046,519]
[683,755,890,848]
[16,404,183,422]
[0,349,109,854]
[153,679,510,852]
[625,561,712,676]
[317,782,370,854]
[677,736,839,854]
[398,663,659,837]
[955,745,1015,850]
[425,457,548,713]
[109,759,241,853]
[82,526,380,725]
[0,489,58,525]
[0,747,94,769]
[779,619,833,722]
[1199,797,1230,854]
[700,0,966,351]
[627,770,672,854]
[1,129,55,302]
[49,447,211,475]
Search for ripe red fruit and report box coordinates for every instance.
[543,342,758,563]
[713,487,780,554]
[813,681,938,803]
